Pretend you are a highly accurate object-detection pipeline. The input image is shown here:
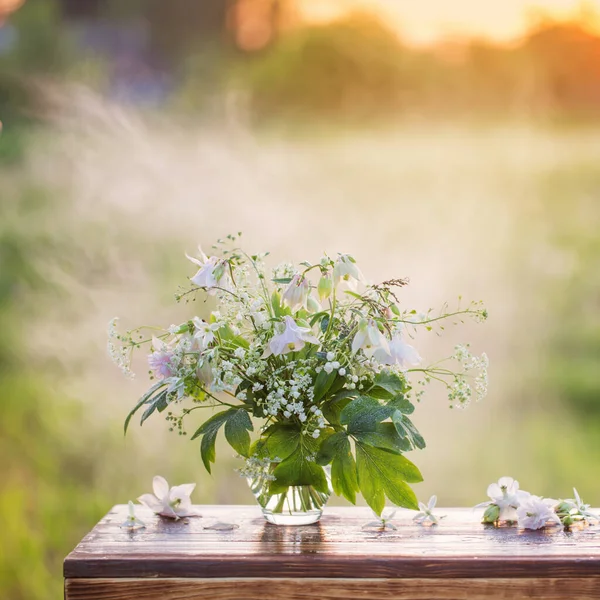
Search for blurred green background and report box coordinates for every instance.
[1,0,600,598]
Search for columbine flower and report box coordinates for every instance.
[282,274,310,310]
[413,495,444,525]
[352,319,390,357]
[333,254,362,288]
[318,274,333,300]
[363,508,398,531]
[263,316,320,357]
[374,331,421,370]
[516,495,561,530]
[147,337,175,379]
[120,501,145,530]
[475,476,530,523]
[187,247,227,293]
[138,475,201,519]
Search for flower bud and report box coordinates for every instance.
[318,275,333,300]
[307,296,321,313]
[482,504,500,524]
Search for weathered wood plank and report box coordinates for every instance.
[64,577,600,600]
[64,505,600,580]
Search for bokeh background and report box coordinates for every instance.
[2,0,600,597]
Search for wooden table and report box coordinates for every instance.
[64,505,600,599]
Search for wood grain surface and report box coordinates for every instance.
[64,577,600,600]
[64,505,600,580]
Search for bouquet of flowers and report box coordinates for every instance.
[109,234,488,523]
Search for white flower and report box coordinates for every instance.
[120,501,145,530]
[282,274,310,311]
[363,508,398,531]
[187,247,227,294]
[351,319,390,357]
[196,358,215,385]
[413,495,444,525]
[557,488,600,526]
[326,352,335,361]
[475,476,530,522]
[516,495,561,530]
[374,332,421,370]
[138,475,201,519]
[192,317,219,350]
[333,254,362,288]
[263,316,320,357]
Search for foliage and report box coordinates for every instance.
[113,235,488,514]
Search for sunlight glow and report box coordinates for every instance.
[296,0,600,43]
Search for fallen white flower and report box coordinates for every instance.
[120,501,145,530]
[413,495,444,525]
[138,475,201,519]
[516,495,561,530]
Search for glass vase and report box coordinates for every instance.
[248,467,331,526]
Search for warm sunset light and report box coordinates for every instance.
[296,0,600,43]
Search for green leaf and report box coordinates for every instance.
[272,277,293,284]
[340,396,392,432]
[330,437,359,504]
[271,449,329,494]
[140,389,169,426]
[321,390,357,425]
[271,290,283,317]
[369,372,408,400]
[315,431,347,465]
[124,380,167,434]
[388,395,415,415]
[224,409,253,457]
[356,443,422,514]
[313,369,338,402]
[353,422,411,453]
[309,311,329,327]
[191,409,237,474]
[392,412,426,450]
[262,423,301,461]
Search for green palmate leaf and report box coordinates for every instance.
[340,396,393,432]
[224,409,254,457]
[356,443,423,514]
[353,422,411,453]
[262,423,301,461]
[388,395,415,415]
[321,390,357,425]
[331,437,359,504]
[140,389,169,426]
[270,434,328,494]
[315,431,347,465]
[313,369,338,402]
[124,380,168,434]
[392,412,426,450]
[191,408,238,474]
[369,372,408,400]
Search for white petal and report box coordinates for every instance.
[172,483,196,498]
[152,476,170,500]
[186,253,204,267]
[428,495,437,510]
[137,493,163,512]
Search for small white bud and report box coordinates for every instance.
[326,352,335,361]
[338,367,346,376]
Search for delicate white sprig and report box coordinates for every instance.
[120,501,145,530]
[413,495,445,525]
[363,508,398,531]
[556,488,600,527]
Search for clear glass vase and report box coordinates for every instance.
[248,467,331,526]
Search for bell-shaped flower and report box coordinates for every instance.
[333,254,362,288]
[282,274,310,311]
[263,316,320,357]
[516,495,561,530]
[351,319,389,357]
[138,475,201,519]
[374,331,421,370]
[187,247,228,294]
[147,337,176,380]
[318,274,333,300]
[196,357,215,386]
